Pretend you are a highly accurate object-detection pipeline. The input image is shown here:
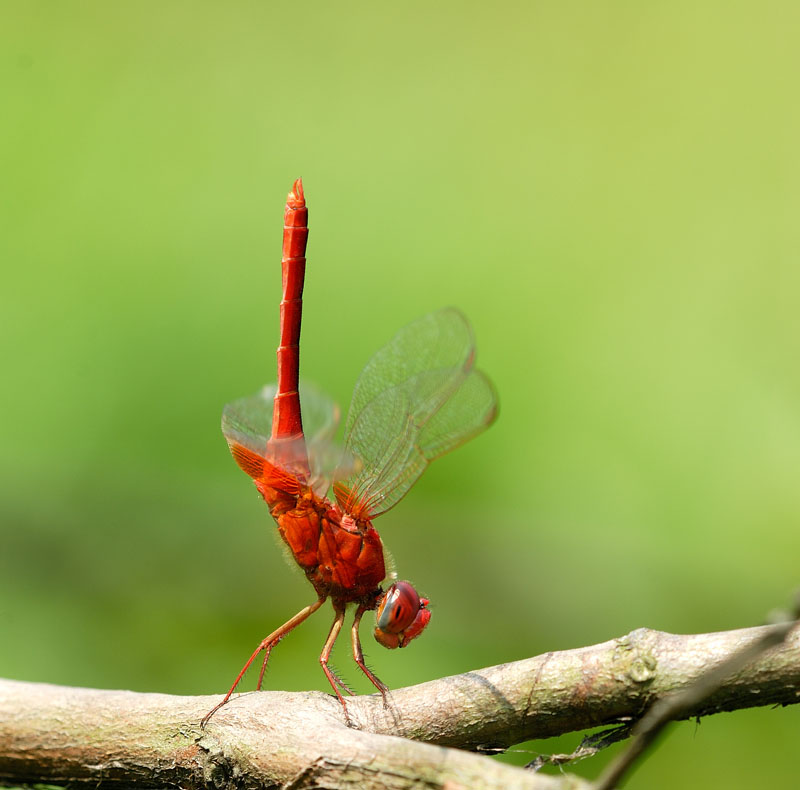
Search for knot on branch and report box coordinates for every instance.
[614,628,658,687]
[198,740,241,790]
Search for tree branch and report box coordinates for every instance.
[594,614,800,789]
[1,623,797,789]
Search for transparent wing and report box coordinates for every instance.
[334,308,497,519]
[221,381,341,485]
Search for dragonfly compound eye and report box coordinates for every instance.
[373,581,432,649]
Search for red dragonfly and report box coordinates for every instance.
[201,179,497,726]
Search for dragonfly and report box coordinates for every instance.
[201,179,497,726]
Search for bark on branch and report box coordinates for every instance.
[1,623,798,790]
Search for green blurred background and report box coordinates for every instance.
[2,1,799,784]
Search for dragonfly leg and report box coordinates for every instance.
[325,665,356,698]
[256,644,273,690]
[352,604,390,706]
[319,604,356,723]
[200,597,326,728]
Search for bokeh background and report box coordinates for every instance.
[2,1,799,785]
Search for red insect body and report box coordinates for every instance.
[201,180,496,727]
[269,179,309,474]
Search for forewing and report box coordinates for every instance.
[417,368,497,459]
[335,308,497,518]
[344,307,475,438]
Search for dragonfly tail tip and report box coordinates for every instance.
[289,178,305,207]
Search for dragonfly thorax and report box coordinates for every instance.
[340,512,361,534]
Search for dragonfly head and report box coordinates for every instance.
[373,581,431,649]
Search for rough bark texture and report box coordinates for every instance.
[1,624,797,790]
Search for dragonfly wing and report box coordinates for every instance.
[416,368,497,459]
[300,381,342,445]
[222,382,340,476]
[344,308,474,437]
[335,308,497,519]
[221,384,275,461]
